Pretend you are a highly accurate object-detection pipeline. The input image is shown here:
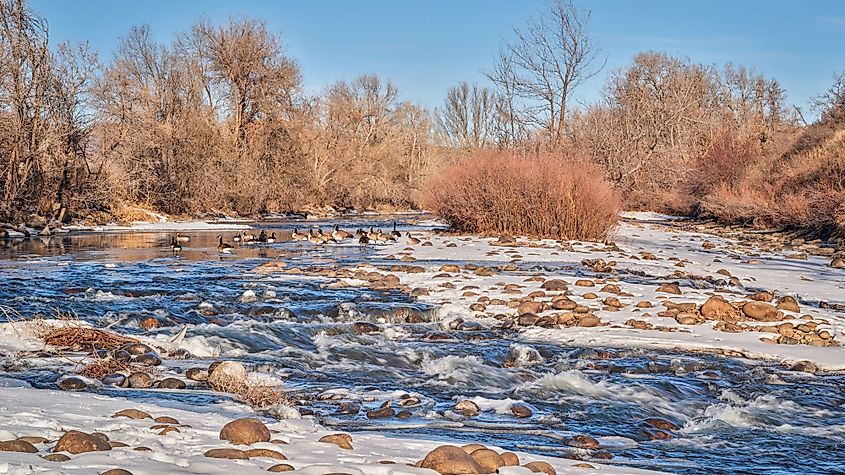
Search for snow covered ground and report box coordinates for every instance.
[371,213,845,370]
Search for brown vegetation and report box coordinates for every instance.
[41,326,137,351]
[425,150,620,241]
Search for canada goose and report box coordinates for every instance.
[406,232,420,245]
[291,228,304,241]
[258,230,268,243]
[176,233,191,242]
[267,232,276,243]
[318,228,336,244]
[391,222,401,238]
[308,229,323,244]
[243,233,255,244]
[233,233,242,243]
[375,229,391,243]
[358,233,370,244]
[170,236,182,252]
[367,227,379,241]
[217,235,234,253]
[332,224,352,241]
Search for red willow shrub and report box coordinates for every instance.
[424,150,621,241]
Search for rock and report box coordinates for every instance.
[120,342,154,356]
[220,418,271,445]
[567,434,599,450]
[140,317,159,330]
[656,283,682,295]
[419,445,483,474]
[0,440,38,453]
[100,470,134,475]
[114,409,152,420]
[577,315,601,327]
[154,416,179,424]
[186,368,209,381]
[742,301,780,322]
[134,353,162,366]
[319,433,353,449]
[776,296,800,313]
[127,372,153,389]
[461,444,486,454]
[156,378,187,389]
[791,360,818,373]
[748,291,773,302]
[510,404,532,418]
[208,361,248,391]
[644,418,680,431]
[366,406,395,419]
[700,296,741,322]
[57,377,86,391]
[524,461,557,475]
[54,430,111,454]
[204,448,248,459]
[268,464,295,472]
[830,257,845,269]
[518,301,544,315]
[102,374,127,387]
[469,448,505,472]
[454,400,480,416]
[41,453,71,461]
[574,280,594,287]
[501,452,520,466]
[352,321,380,334]
[541,279,568,291]
[244,448,287,460]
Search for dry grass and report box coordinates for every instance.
[78,358,135,379]
[210,373,290,408]
[424,150,621,241]
[40,326,137,351]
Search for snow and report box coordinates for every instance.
[64,221,252,233]
[0,384,660,474]
[376,213,845,370]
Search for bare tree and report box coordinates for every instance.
[812,70,845,122]
[436,82,497,149]
[486,0,604,146]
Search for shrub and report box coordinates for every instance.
[424,150,621,241]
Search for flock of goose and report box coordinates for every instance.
[169,222,422,254]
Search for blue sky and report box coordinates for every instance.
[32,0,845,116]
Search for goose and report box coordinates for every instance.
[243,233,256,244]
[170,236,183,252]
[332,224,352,241]
[233,233,242,243]
[267,232,276,243]
[367,227,379,241]
[391,222,401,238]
[258,230,268,243]
[217,235,234,253]
[291,228,304,241]
[406,232,420,245]
[375,229,391,243]
[308,229,323,244]
[358,233,370,244]
[318,228,336,244]
[176,233,191,242]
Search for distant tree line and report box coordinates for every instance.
[1,0,843,236]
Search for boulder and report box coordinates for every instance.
[469,448,505,472]
[420,445,484,474]
[219,418,271,445]
[742,301,780,322]
[204,448,248,459]
[501,452,520,466]
[454,400,480,417]
[54,430,111,454]
[656,283,682,295]
[510,404,533,418]
[776,296,800,313]
[0,440,38,453]
[700,296,741,322]
[208,361,248,391]
[57,377,86,392]
[540,279,568,291]
[268,464,295,472]
[244,448,287,460]
[523,461,557,475]
[318,433,352,450]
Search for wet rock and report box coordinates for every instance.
[524,461,557,475]
[140,317,160,330]
[54,430,111,454]
[742,301,780,322]
[352,321,380,334]
[57,377,86,392]
[268,464,296,472]
[205,448,248,459]
[419,445,483,474]
[114,408,152,420]
[102,374,127,387]
[319,433,353,450]
[186,368,209,381]
[133,352,162,366]
[220,418,271,445]
[244,448,287,460]
[644,417,680,431]
[335,402,360,415]
[454,400,480,416]
[791,360,818,373]
[567,434,599,450]
[127,372,153,389]
[155,378,187,390]
[120,342,154,356]
[511,404,532,418]
[367,401,395,419]
[0,440,38,453]
[470,448,505,472]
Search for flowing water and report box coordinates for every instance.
[1,216,843,475]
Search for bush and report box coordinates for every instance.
[424,150,621,241]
